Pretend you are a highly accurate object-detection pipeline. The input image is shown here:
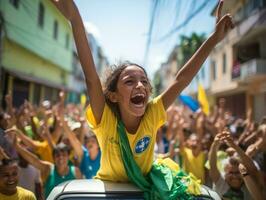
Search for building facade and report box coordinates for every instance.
[0,0,74,107]
[0,0,108,107]
[209,0,266,120]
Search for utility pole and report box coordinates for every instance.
[0,12,5,106]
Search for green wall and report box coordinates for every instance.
[3,39,68,85]
[0,0,73,72]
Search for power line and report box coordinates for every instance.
[143,0,159,67]
[171,0,182,29]
[157,0,210,42]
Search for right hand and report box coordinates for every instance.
[213,0,234,43]
[51,0,75,21]
[0,146,10,160]
[5,94,12,104]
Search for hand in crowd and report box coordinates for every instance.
[0,146,9,160]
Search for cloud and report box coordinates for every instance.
[84,22,102,43]
[147,55,166,77]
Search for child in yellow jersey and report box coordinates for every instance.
[51,0,234,183]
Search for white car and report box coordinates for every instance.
[47,179,221,200]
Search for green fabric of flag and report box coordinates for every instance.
[117,120,195,200]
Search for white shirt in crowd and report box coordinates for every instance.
[18,164,42,193]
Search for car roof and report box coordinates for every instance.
[48,179,221,200]
[64,179,142,193]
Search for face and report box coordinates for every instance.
[53,151,69,167]
[0,113,11,130]
[113,65,151,118]
[85,137,99,152]
[224,164,243,189]
[188,135,200,149]
[0,164,18,195]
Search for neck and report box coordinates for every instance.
[120,114,141,134]
[56,165,69,176]
[89,148,99,160]
[192,147,201,156]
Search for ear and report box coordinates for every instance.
[106,91,118,103]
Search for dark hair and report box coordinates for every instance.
[0,158,18,170]
[0,111,4,121]
[103,61,152,118]
[228,156,240,166]
[52,143,70,156]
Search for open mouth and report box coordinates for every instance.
[7,181,16,186]
[130,94,145,107]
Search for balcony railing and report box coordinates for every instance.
[233,59,266,81]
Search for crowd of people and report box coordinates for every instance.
[0,92,265,199]
[0,92,101,199]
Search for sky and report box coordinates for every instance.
[75,0,217,77]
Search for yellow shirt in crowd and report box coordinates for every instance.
[34,140,54,163]
[86,96,166,182]
[180,147,206,184]
[0,186,36,200]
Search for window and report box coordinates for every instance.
[223,53,227,74]
[53,20,58,39]
[12,78,29,108]
[212,61,216,80]
[9,0,19,9]
[32,84,41,105]
[44,86,53,101]
[38,2,45,28]
[65,33,69,48]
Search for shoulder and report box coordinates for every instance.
[148,95,164,108]
[85,103,115,130]
[145,95,166,126]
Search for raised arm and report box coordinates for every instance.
[221,130,258,175]
[60,117,83,163]
[15,143,51,181]
[51,0,104,124]
[0,146,10,160]
[208,133,222,183]
[238,164,264,200]
[5,94,15,118]
[6,127,39,150]
[76,117,87,145]
[6,130,51,180]
[40,123,56,150]
[161,1,234,109]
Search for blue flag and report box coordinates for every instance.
[179,95,200,112]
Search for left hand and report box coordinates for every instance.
[213,0,234,43]
[219,128,235,147]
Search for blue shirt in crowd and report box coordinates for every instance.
[79,146,101,179]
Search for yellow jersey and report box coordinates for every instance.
[86,96,166,182]
[34,140,54,163]
[181,147,206,184]
[0,186,36,200]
